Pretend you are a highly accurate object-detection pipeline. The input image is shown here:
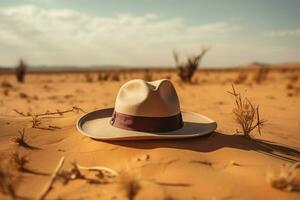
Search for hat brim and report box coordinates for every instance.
[77,108,217,141]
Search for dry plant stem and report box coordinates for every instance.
[228,84,265,138]
[13,106,85,118]
[38,157,65,200]
[14,107,85,129]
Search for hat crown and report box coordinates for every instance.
[114,79,180,117]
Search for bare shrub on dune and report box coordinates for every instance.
[15,59,27,83]
[173,48,209,83]
[267,162,300,192]
[228,85,266,138]
[253,64,270,84]
[119,171,141,200]
[0,160,18,199]
[234,72,248,84]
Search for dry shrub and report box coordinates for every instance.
[10,151,29,172]
[119,171,141,200]
[111,73,120,81]
[288,74,299,83]
[1,80,13,88]
[234,72,248,84]
[267,162,300,192]
[228,85,266,138]
[15,59,27,83]
[0,160,19,199]
[98,72,109,81]
[253,65,269,84]
[84,73,93,82]
[173,48,209,83]
[143,69,153,81]
[19,92,28,99]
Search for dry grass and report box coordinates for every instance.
[173,48,209,83]
[228,85,266,138]
[267,162,300,192]
[119,171,141,200]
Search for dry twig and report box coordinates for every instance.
[13,106,85,129]
[38,157,65,200]
[57,161,118,185]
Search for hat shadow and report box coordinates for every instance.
[107,130,300,162]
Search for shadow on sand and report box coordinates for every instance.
[108,132,300,162]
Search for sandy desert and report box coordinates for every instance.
[0,64,299,200]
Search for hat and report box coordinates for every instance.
[77,79,217,140]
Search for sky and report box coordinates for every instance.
[0,0,299,67]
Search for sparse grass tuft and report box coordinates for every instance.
[119,171,141,200]
[11,128,29,148]
[228,85,266,138]
[267,162,300,192]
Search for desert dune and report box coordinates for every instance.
[0,66,300,200]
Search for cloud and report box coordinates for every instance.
[0,4,241,66]
[265,28,300,37]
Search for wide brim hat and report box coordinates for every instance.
[77,79,217,140]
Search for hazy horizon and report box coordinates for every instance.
[0,0,299,67]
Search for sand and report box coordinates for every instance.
[0,67,299,200]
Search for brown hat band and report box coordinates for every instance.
[110,110,183,132]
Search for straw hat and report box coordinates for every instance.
[77,79,217,140]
